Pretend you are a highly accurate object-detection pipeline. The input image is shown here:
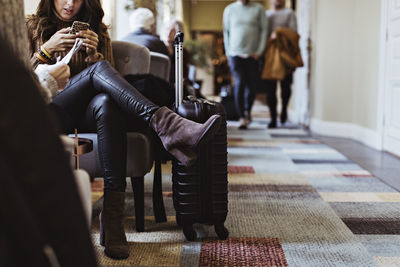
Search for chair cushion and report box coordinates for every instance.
[70,132,153,178]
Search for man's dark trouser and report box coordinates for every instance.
[228,56,259,118]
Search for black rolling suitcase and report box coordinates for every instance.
[171,32,229,241]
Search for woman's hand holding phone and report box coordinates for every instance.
[41,22,98,59]
[42,28,77,54]
[76,29,99,56]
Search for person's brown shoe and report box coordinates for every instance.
[100,191,129,260]
[150,107,222,166]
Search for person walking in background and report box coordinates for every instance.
[122,8,169,56]
[263,0,299,128]
[223,0,268,129]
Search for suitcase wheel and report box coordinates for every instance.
[215,223,229,240]
[183,225,197,241]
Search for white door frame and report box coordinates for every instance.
[378,0,400,155]
[291,0,314,127]
[377,0,388,150]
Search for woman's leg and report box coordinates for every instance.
[81,94,127,192]
[57,61,221,166]
[53,61,158,123]
[50,82,128,191]
[265,79,278,128]
[243,58,258,119]
[280,74,293,124]
[80,94,129,259]
[51,92,130,259]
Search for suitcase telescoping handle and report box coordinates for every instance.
[174,32,184,108]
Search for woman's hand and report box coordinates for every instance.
[46,61,71,90]
[42,28,77,54]
[77,29,99,56]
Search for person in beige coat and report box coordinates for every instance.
[263,0,300,128]
[262,27,303,81]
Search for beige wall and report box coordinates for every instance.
[352,0,380,130]
[310,0,381,130]
[185,0,269,32]
[190,1,227,31]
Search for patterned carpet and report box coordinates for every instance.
[90,105,400,267]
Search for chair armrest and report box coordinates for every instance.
[60,135,92,226]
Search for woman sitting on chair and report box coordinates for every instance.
[26,0,221,260]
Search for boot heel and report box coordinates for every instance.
[99,212,105,246]
[101,192,129,259]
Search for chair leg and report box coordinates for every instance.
[153,158,167,223]
[131,177,144,232]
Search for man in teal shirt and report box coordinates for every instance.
[223,0,267,129]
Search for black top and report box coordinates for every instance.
[122,28,169,56]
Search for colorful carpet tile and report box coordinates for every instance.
[91,105,400,266]
[228,165,256,174]
[199,238,288,267]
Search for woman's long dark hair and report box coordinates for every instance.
[27,0,108,46]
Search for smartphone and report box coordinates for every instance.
[69,21,90,34]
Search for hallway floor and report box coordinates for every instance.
[90,104,400,267]
[318,135,400,193]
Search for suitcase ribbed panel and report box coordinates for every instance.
[172,101,228,229]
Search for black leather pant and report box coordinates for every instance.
[50,60,159,191]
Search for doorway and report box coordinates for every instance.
[381,0,400,156]
[291,0,314,127]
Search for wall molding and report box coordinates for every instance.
[310,118,383,151]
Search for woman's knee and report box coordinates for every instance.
[92,60,112,71]
[85,60,113,76]
[89,93,112,109]
[87,94,119,120]
[85,94,126,134]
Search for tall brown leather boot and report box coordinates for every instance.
[99,191,129,259]
[150,107,222,166]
